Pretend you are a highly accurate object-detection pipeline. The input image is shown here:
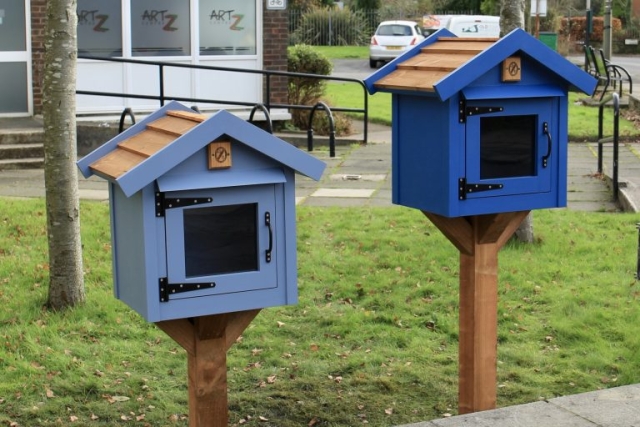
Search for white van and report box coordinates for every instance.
[445,15,500,38]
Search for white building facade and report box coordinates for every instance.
[0,0,289,118]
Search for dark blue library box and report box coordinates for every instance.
[364,28,597,217]
[77,102,325,322]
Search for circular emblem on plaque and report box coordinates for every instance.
[507,61,521,77]
[214,146,229,163]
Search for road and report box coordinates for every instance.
[331,59,376,80]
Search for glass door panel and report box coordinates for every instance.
[0,0,26,51]
[77,0,123,57]
[0,0,29,115]
[0,63,28,113]
[130,0,191,57]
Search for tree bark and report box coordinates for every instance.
[500,0,525,36]
[43,0,85,310]
[500,0,534,243]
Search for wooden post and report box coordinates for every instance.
[423,211,529,414]
[156,309,261,427]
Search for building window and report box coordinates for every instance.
[77,1,123,57]
[199,0,256,55]
[131,0,191,56]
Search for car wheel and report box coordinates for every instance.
[369,59,378,68]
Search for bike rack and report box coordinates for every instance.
[248,103,273,134]
[118,108,136,133]
[307,101,336,158]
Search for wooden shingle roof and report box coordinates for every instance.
[364,28,597,101]
[90,110,205,179]
[77,101,326,197]
[374,37,497,92]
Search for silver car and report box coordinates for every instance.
[369,20,426,68]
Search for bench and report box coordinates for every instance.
[586,46,633,101]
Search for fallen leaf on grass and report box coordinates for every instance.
[308,416,320,426]
[103,394,130,404]
[385,408,393,415]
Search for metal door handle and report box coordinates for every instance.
[265,212,273,263]
[542,122,552,168]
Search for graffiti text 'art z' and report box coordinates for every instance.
[208,9,245,31]
[141,10,178,32]
[78,10,109,32]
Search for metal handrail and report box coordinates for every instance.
[76,55,369,144]
[596,92,620,201]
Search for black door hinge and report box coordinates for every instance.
[458,178,504,200]
[155,192,212,217]
[458,98,504,123]
[159,277,216,302]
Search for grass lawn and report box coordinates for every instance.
[1,199,639,426]
[312,45,368,59]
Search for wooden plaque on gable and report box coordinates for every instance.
[501,57,522,82]
[208,141,232,169]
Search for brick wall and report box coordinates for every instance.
[31,0,47,115]
[262,4,289,107]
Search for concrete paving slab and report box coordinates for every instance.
[310,188,376,198]
[78,189,109,201]
[301,196,374,207]
[550,384,640,427]
[329,174,387,182]
[397,401,596,427]
[567,190,616,201]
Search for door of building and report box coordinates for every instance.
[0,0,31,116]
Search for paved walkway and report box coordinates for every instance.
[397,384,640,427]
[0,120,630,213]
[1,120,640,427]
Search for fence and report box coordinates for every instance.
[289,9,379,46]
[288,9,475,46]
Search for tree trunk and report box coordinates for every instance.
[500,0,525,36]
[500,0,534,243]
[43,0,85,310]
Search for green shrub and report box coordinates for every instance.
[287,45,352,135]
[291,6,373,46]
[288,44,332,109]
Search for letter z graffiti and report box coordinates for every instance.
[230,14,244,31]
[163,14,178,31]
[94,14,109,32]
